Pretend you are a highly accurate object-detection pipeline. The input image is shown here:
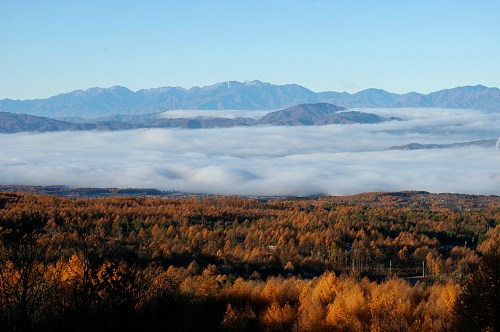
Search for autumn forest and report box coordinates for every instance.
[0,191,498,331]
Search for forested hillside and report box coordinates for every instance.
[0,192,498,331]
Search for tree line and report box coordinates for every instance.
[0,192,498,331]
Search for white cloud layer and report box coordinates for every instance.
[1,108,499,196]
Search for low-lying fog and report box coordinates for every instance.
[1,108,499,196]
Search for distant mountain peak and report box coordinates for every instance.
[243,79,266,85]
[109,85,130,91]
[138,86,187,94]
[464,84,489,90]
[72,85,133,96]
[360,88,391,93]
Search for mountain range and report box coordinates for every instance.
[388,139,499,150]
[0,103,393,133]
[1,80,499,118]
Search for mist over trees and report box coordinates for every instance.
[0,192,498,331]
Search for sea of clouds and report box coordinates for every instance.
[1,108,499,196]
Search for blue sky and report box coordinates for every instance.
[1,0,500,99]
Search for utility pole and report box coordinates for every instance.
[422,260,425,278]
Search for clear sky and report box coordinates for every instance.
[1,0,500,99]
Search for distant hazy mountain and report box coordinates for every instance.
[0,111,83,133]
[0,111,136,133]
[388,139,498,150]
[0,103,394,133]
[1,81,499,118]
[146,117,256,129]
[57,113,162,124]
[257,103,345,125]
[0,81,318,118]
